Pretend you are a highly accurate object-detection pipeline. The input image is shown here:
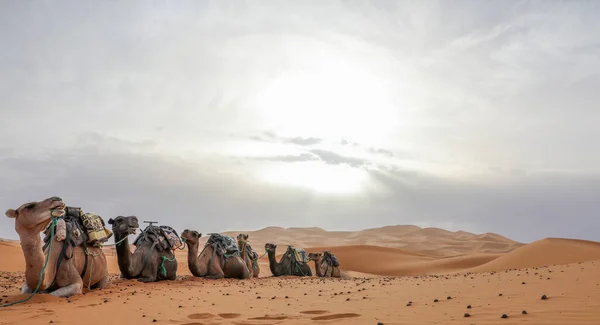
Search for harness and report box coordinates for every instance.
[132,222,178,278]
[238,240,259,270]
[42,212,102,290]
[199,234,239,277]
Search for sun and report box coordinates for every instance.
[252,59,399,148]
[261,161,369,194]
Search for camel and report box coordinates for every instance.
[308,252,342,278]
[107,216,177,282]
[181,230,250,279]
[264,243,312,276]
[5,196,109,297]
[237,234,260,278]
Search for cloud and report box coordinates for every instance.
[368,147,394,157]
[282,137,322,146]
[308,149,367,168]
[247,132,322,146]
[246,153,318,163]
[1,1,600,244]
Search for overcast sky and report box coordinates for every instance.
[1,0,599,243]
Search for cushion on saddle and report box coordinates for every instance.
[206,233,239,256]
[159,225,183,250]
[323,251,340,267]
[287,246,309,264]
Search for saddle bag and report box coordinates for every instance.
[80,212,113,245]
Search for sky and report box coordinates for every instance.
[1,0,599,243]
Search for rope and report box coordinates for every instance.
[83,246,102,289]
[159,255,176,277]
[1,215,58,307]
[101,235,128,247]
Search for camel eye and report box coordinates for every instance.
[25,203,36,209]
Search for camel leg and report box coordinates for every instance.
[137,260,158,283]
[206,258,224,279]
[21,282,32,294]
[49,282,83,297]
[91,275,109,290]
[240,263,250,280]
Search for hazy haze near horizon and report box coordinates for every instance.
[1,0,599,242]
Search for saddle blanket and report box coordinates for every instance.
[323,251,340,267]
[160,225,183,250]
[206,233,239,255]
[288,246,309,264]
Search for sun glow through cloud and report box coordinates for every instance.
[262,161,369,194]
[253,60,400,148]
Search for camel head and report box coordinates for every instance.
[107,216,139,236]
[5,196,65,233]
[265,243,277,253]
[308,252,322,262]
[237,233,249,243]
[180,229,202,245]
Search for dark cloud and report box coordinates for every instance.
[248,132,322,146]
[282,137,322,146]
[308,149,367,168]
[1,143,599,243]
[368,147,394,157]
[246,153,318,163]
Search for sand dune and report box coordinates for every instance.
[2,226,600,324]
[218,225,524,257]
[469,237,600,273]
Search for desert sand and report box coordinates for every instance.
[1,226,600,324]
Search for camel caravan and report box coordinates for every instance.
[3,196,343,302]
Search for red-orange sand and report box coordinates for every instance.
[1,227,600,324]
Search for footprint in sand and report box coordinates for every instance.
[300,310,329,315]
[311,313,361,321]
[219,313,241,319]
[188,313,216,320]
[249,316,289,320]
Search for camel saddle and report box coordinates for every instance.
[205,233,239,256]
[133,225,182,251]
[323,251,340,267]
[44,206,112,247]
[287,246,309,264]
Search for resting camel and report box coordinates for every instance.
[5,196,109,297]
[181,230,250,279]
[107,216,177,282]
[308,252,342,278]
[264,243,312,276]
[237,234,260,278]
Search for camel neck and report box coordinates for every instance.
[187,242,204,276]
[19,232,51,290]
[113,231,135,278]
[312,258,324,277]
[267,250,279,275]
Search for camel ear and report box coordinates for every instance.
[244,234,249,239]
[107,218,114,225]
[5,209,17,218]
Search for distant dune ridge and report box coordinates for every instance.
[219,225,524,257]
